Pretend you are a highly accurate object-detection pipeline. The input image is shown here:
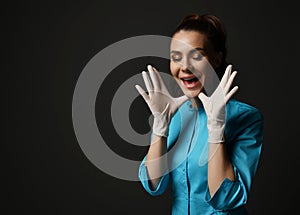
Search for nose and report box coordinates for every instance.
[180,57,192,73]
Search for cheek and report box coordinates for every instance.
[192,59,208,70]
[170,62,179,77]
[191,59,211,76]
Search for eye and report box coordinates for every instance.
[191,52,203,60]
[171,53,182,62]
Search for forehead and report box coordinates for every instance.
[170,30,208,51]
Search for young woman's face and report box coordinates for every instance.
[170,30,220,98]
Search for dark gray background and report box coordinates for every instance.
[4,0,299,214]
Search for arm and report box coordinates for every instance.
[136,65,187,191]
[199,65,238,196]
[199,65,263,210]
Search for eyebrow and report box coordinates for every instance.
[194,47,205,52]
[170,47,205,54]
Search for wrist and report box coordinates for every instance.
[207,124,225,143]
[152,113,170,137]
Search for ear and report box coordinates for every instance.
[214,52,223,68]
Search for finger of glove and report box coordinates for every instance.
[225,86,238,103]
[135,85,150,102]
[151,66,169,93]
[142,71,154,93]
[220,65,232,89]
[223,71,237,95]
[198,92,210,111]
[148,65,161,92]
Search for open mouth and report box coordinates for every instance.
[180,76,200,89]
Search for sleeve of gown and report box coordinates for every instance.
[138,156,170,196]
[205,106,264,211]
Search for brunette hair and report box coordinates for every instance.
[172,14,228,79]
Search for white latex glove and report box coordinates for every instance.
[135,65,188,137]
[198,65,238,143]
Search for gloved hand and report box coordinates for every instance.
[135,65,188,137]
[198,65,238,143]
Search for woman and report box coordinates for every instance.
[136,14,263,215]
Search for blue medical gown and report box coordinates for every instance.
[139,99,264,214]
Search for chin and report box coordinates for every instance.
[183,89,202,98]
